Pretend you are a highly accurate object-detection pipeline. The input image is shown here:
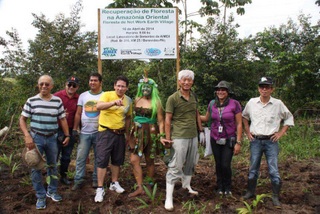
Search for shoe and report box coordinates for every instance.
[225,190,232,196]
[46,192,62,202]
[60,177,71,185]
[94,187,105,203]
[36,198,46,210]
[72,182,84,191]
[92,180,98,188]
[109,181,125,193]
[217,189,223,195]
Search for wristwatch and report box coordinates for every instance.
[236,141,242,145]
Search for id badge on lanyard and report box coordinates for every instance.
[218,107,224,133]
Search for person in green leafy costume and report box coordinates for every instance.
[128,73,165,197]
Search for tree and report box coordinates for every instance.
[0,0,98,96]
[0,29,27,77]
[251,14,320,110]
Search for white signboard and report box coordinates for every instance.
[99,8,177,59]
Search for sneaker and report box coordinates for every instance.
[36,198,46,210]
[46,192,62,202]
[92,180,98,188]
[225,190,232,196]
[109,181,125,193]
[72,182,84,191]
[217,189,223,195]
[94,187,105,203]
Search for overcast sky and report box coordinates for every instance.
[0,0,319,51]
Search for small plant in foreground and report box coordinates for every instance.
[20,176,32,186]
[0,153,13,167]
[182,199,206,214]
[237,193,271,214]
[76,200,82,214]
[136,183,160,209]
[0,153,21,177]
[65,169,76,179]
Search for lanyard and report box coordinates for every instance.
[218,107,224,123]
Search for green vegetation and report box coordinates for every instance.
[136,183,161,209]
[182,199,207,214]
[0,153,21,177]
[237,194,271,214]
[0,0,318,213]
[279,124,320,160]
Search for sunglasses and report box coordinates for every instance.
[39,82,50,87]
[68,83,78,88]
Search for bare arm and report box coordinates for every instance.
[200,110,210,123]
[234,112,242,155]
[59,117,70,146]
[197,110,204,131]
[271,125,289,142]
[97,97,124,110]
[19,115,34,150]
[73,106,82,131]
[97,100,115,110]
[157,103,165,134]
[156,102,169,146]
[160,112,174,146]
[235,112,242,142]
[243,117,253,141]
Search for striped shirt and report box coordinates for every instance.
[21,94,66,135]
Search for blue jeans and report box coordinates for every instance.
[30,132,59,199]
[248,139,281,184]
[57,128,75,177]
[73,133,97,183]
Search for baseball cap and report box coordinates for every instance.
[67,76,79,85]
[22,145,46,170]
[258,77,273,85]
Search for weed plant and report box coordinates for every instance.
[236,193,271,214]
[182,199,207,214]
[279,123,320,160]
[0,153,20,177]
[136,183,161,209]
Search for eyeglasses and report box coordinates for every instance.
[39,82,50,87]
[259,85,272,89]
[68,83,77,88]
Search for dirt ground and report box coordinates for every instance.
[0,149,319,214]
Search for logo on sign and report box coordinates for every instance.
[102,47,117,57]
[121,49,142,55]
[145,48,161,56]
[164,47,175,56]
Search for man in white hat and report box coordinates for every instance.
[19,75,70,210]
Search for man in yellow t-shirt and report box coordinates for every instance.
[94,75,132,203]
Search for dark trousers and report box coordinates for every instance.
[211,137,234,191]
[57,128,75,177]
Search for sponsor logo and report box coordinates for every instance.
[145,48,161,56]
[102,47,117,57]
[164,47,175,56]
[121,49,142,55]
